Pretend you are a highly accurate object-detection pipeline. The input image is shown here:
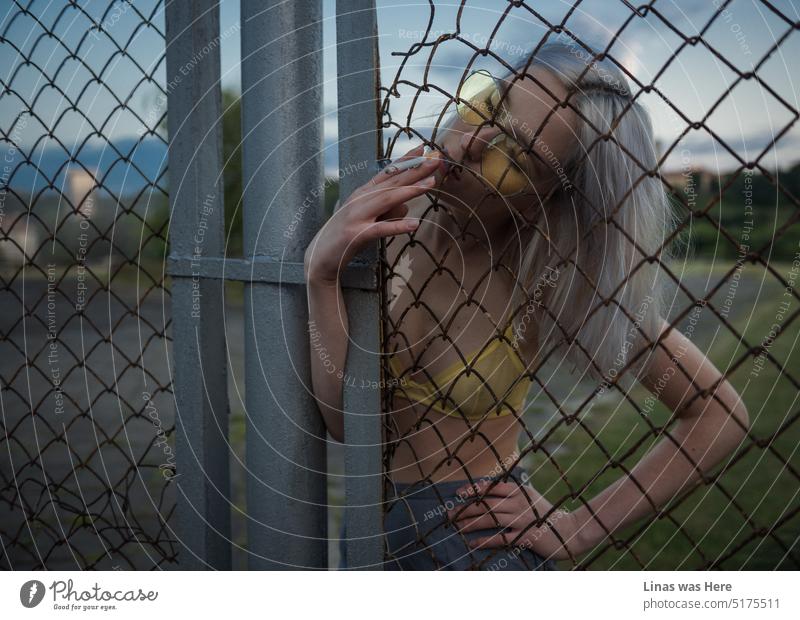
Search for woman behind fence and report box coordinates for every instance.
[304,40,749,570]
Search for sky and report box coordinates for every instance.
[2,0,798,178]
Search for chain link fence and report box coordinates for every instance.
[0,0,176,569]
[377,1,799,570]
[2,0,798,572]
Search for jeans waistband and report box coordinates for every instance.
[386,465,528,501]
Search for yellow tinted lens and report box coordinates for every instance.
[456,70,501,125]
[481,134,532,196]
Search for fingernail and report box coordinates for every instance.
[406,219,420,229]
[423,175,436,186]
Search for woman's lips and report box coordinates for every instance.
[418,142,468,186]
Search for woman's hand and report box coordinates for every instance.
[304,144,445,284]
[446,477,589,561]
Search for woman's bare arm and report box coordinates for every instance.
[304,270,349,443]
[447,316,751,560]
[572,317,751,551]
[303,146,446,443]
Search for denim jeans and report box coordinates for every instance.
[338,466,559,570]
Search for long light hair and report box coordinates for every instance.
[500,39,680,382]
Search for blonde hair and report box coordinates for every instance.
[502,40,679,382]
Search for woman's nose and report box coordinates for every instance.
[459,124,501,162]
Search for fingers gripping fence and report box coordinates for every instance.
[0,1,175,568]
[373,2,800,570]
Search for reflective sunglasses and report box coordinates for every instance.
[455,69,537,197]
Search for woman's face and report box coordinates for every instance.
[434,66,577,217]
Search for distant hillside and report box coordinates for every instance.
[1,137,167,197]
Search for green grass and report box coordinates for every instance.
[681,202,797,263]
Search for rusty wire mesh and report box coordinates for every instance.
[377,1,799,570]
[0,1,176,569]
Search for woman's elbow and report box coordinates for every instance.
[710,379,750,441]
[723,379,750,434]
[327,424,345,444]
[315,399,345,443]
[730,400,750,438]
[690,385,749,454]
[715,392,749,451]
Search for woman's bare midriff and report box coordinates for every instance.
[385,394,523,484]
[383,194,531,485]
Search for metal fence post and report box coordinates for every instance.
[240,0,328,569]
[166,0,231,569]
[336,0,385,570]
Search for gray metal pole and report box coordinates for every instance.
[336,0,385,570]
[165,0,231,569]
[240,0,328,569]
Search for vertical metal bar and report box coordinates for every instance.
[165,0,231,569]
[240,0,328,569]
[336,0,384,570]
